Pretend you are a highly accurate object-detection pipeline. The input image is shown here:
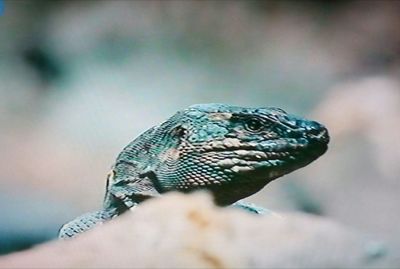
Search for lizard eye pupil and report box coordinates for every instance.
[245,118,264,132]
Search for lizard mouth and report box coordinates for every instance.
[204,136,328,181]
[191,136,329,205]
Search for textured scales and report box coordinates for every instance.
[59,103,329,238]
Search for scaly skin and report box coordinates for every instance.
[59,104,329,238]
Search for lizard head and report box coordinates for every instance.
[155,103,329,205]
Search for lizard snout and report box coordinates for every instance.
[304,121,330,144]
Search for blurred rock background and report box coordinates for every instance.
[0,0,399,260]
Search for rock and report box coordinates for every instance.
[0,192,391,268]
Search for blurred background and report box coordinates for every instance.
[0,0,399,259]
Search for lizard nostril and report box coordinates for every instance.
[307,125,322,136]
[306,121,329,143]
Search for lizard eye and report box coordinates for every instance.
[245,118,264,132]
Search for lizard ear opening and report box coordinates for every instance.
[171,125,187,137]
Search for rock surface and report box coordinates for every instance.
[0,193,392,268]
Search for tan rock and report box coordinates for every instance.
[0,192,390,268]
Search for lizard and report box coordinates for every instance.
[59,103,329,238]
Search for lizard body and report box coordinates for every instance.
[59,104,329,238]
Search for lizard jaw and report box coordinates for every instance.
[198,134,329,185]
